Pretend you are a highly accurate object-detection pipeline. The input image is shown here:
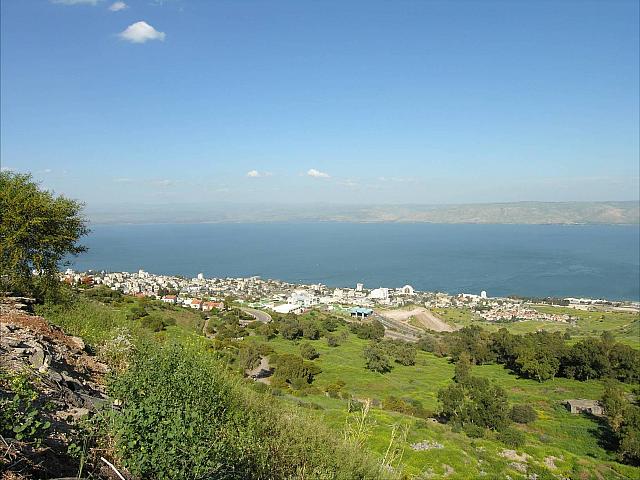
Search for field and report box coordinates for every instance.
[432,306,640,347]
[241,322,639,479]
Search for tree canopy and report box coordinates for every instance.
[0,172,88,299]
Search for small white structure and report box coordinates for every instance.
[197,273,204,281]
[356,283,364,292]
[481,291,487,299]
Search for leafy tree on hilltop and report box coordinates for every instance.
[0,171,88,299]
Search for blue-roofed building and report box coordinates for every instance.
[350,307,373,318]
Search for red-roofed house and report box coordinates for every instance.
[162,295,177,304]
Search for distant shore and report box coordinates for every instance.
[84,200,640,225]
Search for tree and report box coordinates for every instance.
[438,375,510,432]
[363,343,392,373]
[279,319,302,340]
[601,381,628,432]
[515,347,559,382]
[301,320,321,340]
[563,338,610,381]
[238,344,263,371]
[271,354,321,388]
[0,172,89,299]
[601,381,640,465]
[454,352,472,385]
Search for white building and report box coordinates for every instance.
[356,283,364,292]
[287,290,318,307]
[197,273,204,280]
[400,285,415,295]
[369,288,389,300]
[272,303,304,315]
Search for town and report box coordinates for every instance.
[60,268,639,322]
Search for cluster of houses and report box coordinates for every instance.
[60,269,421,315]
[478,304,573,323]
[160,295,223,312]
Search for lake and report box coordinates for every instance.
[70,223,640,300]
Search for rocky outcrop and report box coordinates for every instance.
[0,304,117,479]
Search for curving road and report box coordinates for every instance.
[241,307,272,324]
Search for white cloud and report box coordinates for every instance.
[109,1,127,11]
[246,170,273,178]
[51,0,102,5]
[113,177,133,183]
[307,168,330,179]
[118,21,166,43]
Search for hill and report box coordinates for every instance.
[86,201,640,225]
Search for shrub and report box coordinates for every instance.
[462,423,486,439]
[350,320,385,340]
[104,343,385,479]
[327,334,340,347]
[0,370,51,447]
[325,384,342,398]
[497,427,526,448]
[140,314,174,332]
[509,404,538,424]
[382,396,428,418]
[127,304,148,321]
[300,343,319,360]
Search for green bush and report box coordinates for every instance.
[497,427,526,448]
[104,343,384,479]
[462,423,486,439]
[326,334,340,347]
[363,343,392,373]
[300,342,319,360]
[509,404,538,424]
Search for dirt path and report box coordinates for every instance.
[378,307,456,332]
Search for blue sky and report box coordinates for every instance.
[1,0,639,207]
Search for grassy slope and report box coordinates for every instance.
[38,296,639,479]
[242,325,639,479]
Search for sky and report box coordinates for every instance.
[1,0,639,209]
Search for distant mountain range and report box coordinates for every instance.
[86,201,639,225]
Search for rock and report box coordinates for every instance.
[66,407,90,421]
[68,336,85,352]
[30,348,46,368]
[78,393,110,410]
[48,370,63,382]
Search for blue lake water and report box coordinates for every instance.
[70,223,640,300]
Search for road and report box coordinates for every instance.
[241,307,272,324]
